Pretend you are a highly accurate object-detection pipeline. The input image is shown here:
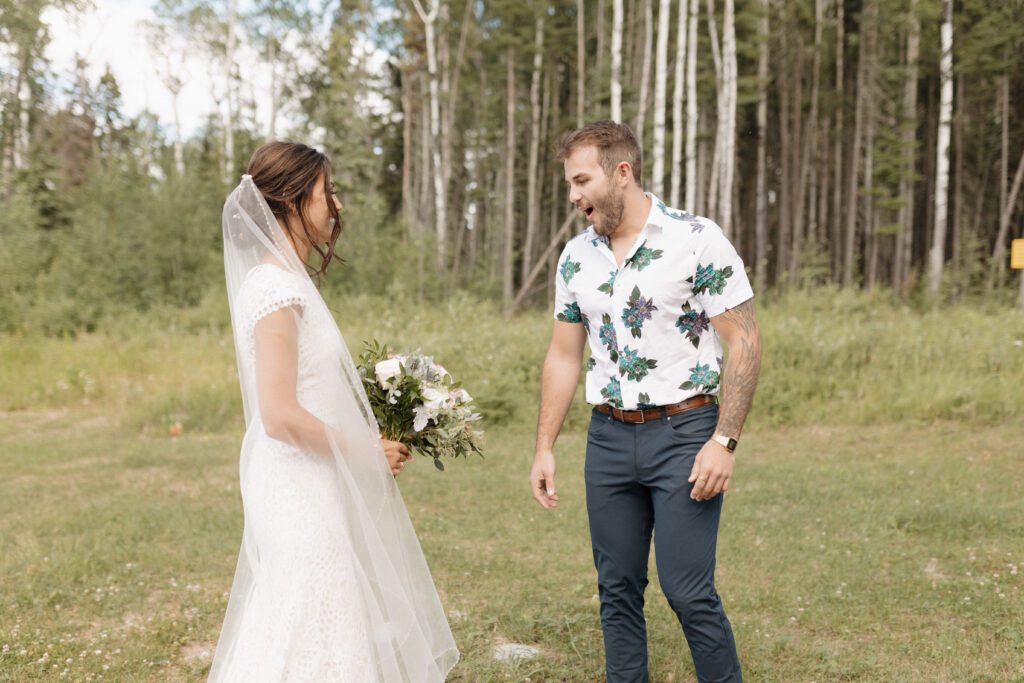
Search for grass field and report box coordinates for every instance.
[2,292,1023,681]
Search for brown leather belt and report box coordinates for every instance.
[594,394,717,423]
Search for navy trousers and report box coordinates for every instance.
[584,403,742,683]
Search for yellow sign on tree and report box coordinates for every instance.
[1012,239,1024,270]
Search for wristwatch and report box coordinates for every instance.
[712,433,738,452]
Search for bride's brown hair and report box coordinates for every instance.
[246,141,342,280]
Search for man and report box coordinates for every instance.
[530,121,761,683]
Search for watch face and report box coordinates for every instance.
[727,438,738,452]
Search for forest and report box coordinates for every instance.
[2,0,1024,334]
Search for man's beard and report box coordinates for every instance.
[591,185,625,237]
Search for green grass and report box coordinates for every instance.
[2,292,1023,681]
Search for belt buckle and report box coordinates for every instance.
[636,408,646,424]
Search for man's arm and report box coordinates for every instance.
[711,298,762,440]
[530,321,587,509]
[688,298,762,501]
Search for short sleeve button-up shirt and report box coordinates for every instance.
[553,194,754,410]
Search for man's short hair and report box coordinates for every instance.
[555,120,643,185]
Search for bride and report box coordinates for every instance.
[210,141,458,682]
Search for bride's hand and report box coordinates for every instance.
[381,438,412,476]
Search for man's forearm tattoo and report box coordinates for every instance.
[717,300,762,439]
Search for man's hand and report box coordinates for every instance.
[688,440,734,501]
[530,450,560,509]
[381,438,412,477]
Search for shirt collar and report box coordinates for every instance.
[584,192,666,247]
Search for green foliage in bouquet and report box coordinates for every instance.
[357,340,483,471]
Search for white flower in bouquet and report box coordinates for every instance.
[358,341,484,471]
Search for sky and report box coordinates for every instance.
[42,1,394,141]
[43,0,220,137]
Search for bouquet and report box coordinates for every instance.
[357,340,484,471]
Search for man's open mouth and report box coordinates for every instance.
[583,206,594,218]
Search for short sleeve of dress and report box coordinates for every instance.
[689,222,754,318]
[553,242,583,324]
[239,264,309,329]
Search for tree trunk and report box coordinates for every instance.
[611,0,624,121]
[719,0,737,236]
[895,0,919,292]
[503,47,517,312]
[402,65,416,240]
[670,0,689,206]
[951,73,964,285]
[988,73,1010,290]
[651,0,670,196]
[754,0,769,292]
[577,0,586,127]
[864,71,877,291]
[684,0,700,211]
[843,0,874,288]
[792,0,823,278]
[635,0,653,152]
[705,0,723,222]
[522,16,545,284]
[831,0,845,282]
[927,0,953,297]
[411,0,447,272]
[443,0,474,209]
[778,31,791,282]
[993,146,1024,272]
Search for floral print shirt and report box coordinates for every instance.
[553,194,754,410]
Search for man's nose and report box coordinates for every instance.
[567,187,581,204]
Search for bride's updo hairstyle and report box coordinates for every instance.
[246,141,342,279]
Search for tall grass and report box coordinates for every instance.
[3,288,1022,433]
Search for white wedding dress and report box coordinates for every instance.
[222,264,376,680]
[210,176,458,682]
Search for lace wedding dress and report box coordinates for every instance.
[210,177,458,682]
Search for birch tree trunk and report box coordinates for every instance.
[754,0,769,292]
[928,0,953,297]
[502,47,517,312]
[719,0,737,236]
[410,0,447,272]
[522,16,545,284]
[684,0,699,210]
[635,0,654,152]
[611,0,624,121]
[670,0,689,206]
[651,0,670,196]
[895,0,920,292]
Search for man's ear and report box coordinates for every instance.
[617,161,632,187]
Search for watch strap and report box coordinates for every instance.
[712,433,738,452]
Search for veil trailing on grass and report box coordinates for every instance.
[209,175,458,681]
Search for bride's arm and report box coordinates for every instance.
[253,306,410,473]
[253,306,339,457]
